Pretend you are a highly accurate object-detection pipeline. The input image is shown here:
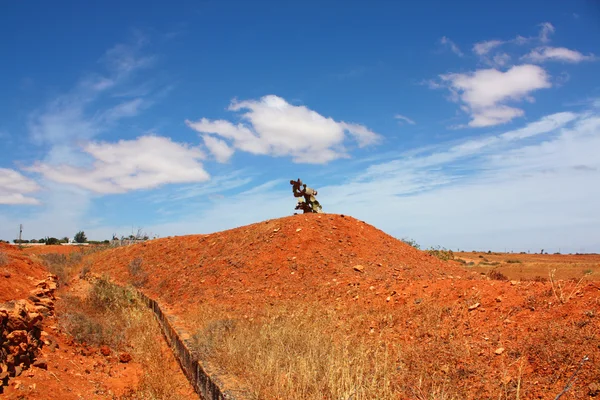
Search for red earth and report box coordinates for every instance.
[84,213,600,399]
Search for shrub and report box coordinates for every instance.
[505,259,522,264]
[0,251,8,266]
[128,257,148,288]
[487,269,508,281]
[401,238,420,250]
[426,246,454,261]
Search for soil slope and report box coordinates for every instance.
[87,213,469,309]
[0,243,47,302]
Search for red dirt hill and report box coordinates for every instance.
[88,214,469,308]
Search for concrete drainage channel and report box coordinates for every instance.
[136,291,251,400]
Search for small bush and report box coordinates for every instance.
[426,246,454,261]
[480,261,500,266]
[128,257,148,288]
[487,269,508,281]
[505,259,522,264]
[454,258,467,265]
[401,238,420,250]
[0,251,8,266]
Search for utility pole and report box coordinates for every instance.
[18,224,23,249]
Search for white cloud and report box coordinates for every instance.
[0,169,40,205]
[522,47,595,63]
[440,36,463,56]
[28,136,209,194]
[394,114,416,125]
[186,95,381,164]
[202,135,234,163]
[440,64,552,127]
[473,40,504,55]
[538,22,555,43]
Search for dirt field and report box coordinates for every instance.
[455,251,600,281]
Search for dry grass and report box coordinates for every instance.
[128,257,149,288]
[58,278,190,399]
[39,252,85,286]
[549,269,590,304]
[191,304,401,400]
[0,251,8,266]
[185,294,599,400]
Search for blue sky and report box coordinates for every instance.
[1,0,599,252]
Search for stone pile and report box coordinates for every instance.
[0,274,58,392]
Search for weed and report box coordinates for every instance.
[583,269,593,275]
[454,258,467,265]
[401,238,421,250]
[480,261,501,266]
[426,246,454,261]
[549,269,588,304]
[487,269,508,281]
[79,261,91,279]
[0,251,8,266]
[506,259,522,264]
[40,253,77,286]
[128,257,148,288]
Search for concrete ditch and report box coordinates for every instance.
[136,291,251,400]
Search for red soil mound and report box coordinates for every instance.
[88,214,468,307]
[0,243,47,302]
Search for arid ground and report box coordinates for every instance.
[1,214,599,399]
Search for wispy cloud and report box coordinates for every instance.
[186,95,381,164]
[522,47,596,63]
[394,114,416,125]
[440,36,463,57]
[28,35,156,147]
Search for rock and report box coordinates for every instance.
[353,265,365,273]
[296,228,302,232]
[589,382,599,396]
[100,345,111,356]
[32,359,47,370]
[119,353,132,363]
[13,365,22,377]
[414,298,423,305]
[6,330,28,345]
[3,272,10,278]
[468,303,480,311]
[494,347,505,355]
